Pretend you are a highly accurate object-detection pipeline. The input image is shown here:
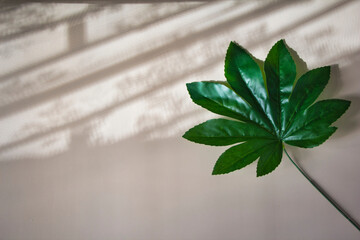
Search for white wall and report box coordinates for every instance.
[0,1,360,239]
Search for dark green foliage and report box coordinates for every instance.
[183,40,350,177]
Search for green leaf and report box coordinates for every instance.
[225,42,267,110]
[284,99,350,137]
[284,126,336,148]
[183,119,275,146]
[257,141,283,177]
[212,139,275,175]
[283,66,331,132]
[183,39,350,177]
[264,39,296,135]
[186,81,272,131]
[225,42,274,130]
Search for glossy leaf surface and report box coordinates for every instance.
[183,39,350,177]
[264,39,296,135]
[183,119,275,146]
[186,82,273,130]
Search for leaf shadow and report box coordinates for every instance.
[322,64,344,100]
[332,94,360,139]
[283,40,308,79]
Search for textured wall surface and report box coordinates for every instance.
[0,1,360,239]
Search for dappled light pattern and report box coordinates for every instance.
[1,1,359,161]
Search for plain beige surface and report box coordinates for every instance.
[1,136,360,239]
[0,1,360,239]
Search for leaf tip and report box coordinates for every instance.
[270,39,287,50]
[185,81,202,102]
[277,38,286,45]
[256,167,266,177]
[226,41,243,56]
[321,65,332,76]
[181,127,198,143]
[212,157,233,175]
[211,166,222,175]
[346,99,351,106]
[342,99,351,113]
[185,82,194,90]
[212,167,230,176]
[181,131,188,140]
[229,40,238,46]
[256,165,277,177]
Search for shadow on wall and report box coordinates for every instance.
[0,1,359,160]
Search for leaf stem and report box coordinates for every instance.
[284,148,360,231]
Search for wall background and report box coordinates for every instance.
[0,1,360,239]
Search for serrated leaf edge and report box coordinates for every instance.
[182,118,277,146]
[284,127,337,149]
[283,99,350,138]
[212,139,279,175]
